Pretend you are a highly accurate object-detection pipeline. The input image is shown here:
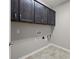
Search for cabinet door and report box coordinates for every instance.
[42,5,48,24]
[20,0,34,23]
[35,2,47,24]
[11,0,19,21]
[47,9,55,25]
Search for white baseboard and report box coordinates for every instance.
[49,43,70,52]
[19,43,69,59]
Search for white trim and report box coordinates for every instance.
[19,43,69,59]
[50,43,70,52]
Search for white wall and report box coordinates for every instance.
[11,22,51,41]
[51,1,70,49]
[11,22,52,59]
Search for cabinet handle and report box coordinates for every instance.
[20,14,21,19]
[15,13,17,18]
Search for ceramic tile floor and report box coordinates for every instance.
[24,45,70,59]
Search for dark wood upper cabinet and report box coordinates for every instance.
[20,0,34,23]
[47,9,55,25]
[11,0,55,25]
[11,0,19,21]
[35,2,47,24]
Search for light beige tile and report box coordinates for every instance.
[25,45,69,59]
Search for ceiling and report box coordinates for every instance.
[36,0,69,8]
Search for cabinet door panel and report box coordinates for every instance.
[20,0,34,22]
[47,9,55,25]
[35,2,47,24]
[42,6,48,24]
[52,11,55,25]
[11,0,19,21]
[35,2,42,24]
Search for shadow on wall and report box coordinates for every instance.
[11,22,55,41]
